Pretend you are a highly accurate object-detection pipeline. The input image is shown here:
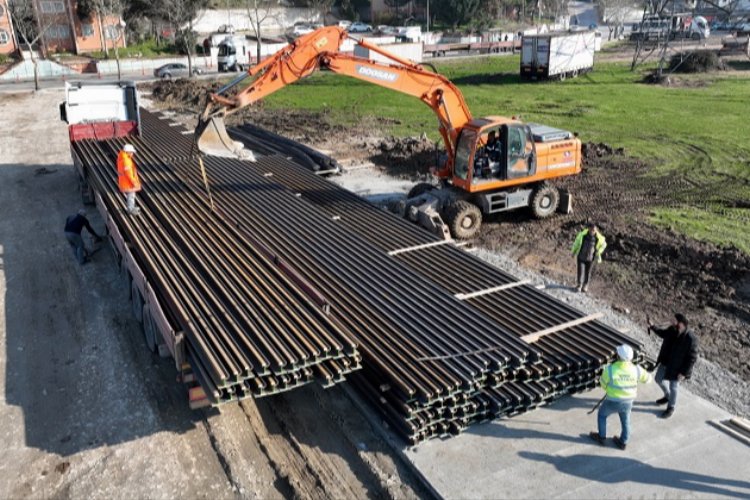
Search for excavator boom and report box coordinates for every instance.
[195,26,473,161]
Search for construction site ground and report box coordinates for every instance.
[1,76,748,498]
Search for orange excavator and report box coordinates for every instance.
[195,26,581,239]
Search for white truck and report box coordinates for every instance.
[521,31,595,80]
[217,36,288,72]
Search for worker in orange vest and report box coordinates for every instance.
[117,144,142,215]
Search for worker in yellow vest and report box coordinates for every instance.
[589,344,652,450]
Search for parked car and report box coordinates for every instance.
[290,22,315,36]
[378,25,398,35]
[348,22,372,33]
[337,20,352,29]
[153,63,202,79]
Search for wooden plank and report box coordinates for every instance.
[454,280,531,300]
[388,239,454,256]
[520,313,604,344]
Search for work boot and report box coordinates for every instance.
[655,397,669,405]
[128,207,141,216]
[612,436,627,450]
[589,431,605,446]
[660,407,675,419]
[575,283,583,292]
[581,284,589,293]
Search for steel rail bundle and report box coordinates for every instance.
[71,138,361,404]
[87,110,647,444]
[220,122,647,434]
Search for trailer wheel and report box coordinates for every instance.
[407,182,435,199]
[445,200,482,239]
[142,304,158,353]
[531,183,560,219]
[131,280,144,323]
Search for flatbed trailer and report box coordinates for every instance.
[60,81,360,409]
[61,81,210,408]
[423,40,520,57]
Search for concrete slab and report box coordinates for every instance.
[405,383,750,499]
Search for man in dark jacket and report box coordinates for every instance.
[647,313,698,419]
[64,209,103,265]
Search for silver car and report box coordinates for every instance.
[153,63,202,79]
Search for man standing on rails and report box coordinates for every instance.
[571,223,607,293]
[117,144,142,215]
[648,313,698,419]
[64,208,103,265]
[590,344,651,450]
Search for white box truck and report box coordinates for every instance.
[521,31,595,80]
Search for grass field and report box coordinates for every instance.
[260,54,750,253]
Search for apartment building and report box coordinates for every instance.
[35,0,125,55]
[0,0,18,55]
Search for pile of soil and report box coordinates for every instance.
[669,50,726,73]
[582,142,625,162]
[370,135,438,178]
[149,78,223,109]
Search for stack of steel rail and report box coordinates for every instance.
[71,132,361,405]
[89,110,645,444]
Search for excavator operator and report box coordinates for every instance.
[474,130,501,180]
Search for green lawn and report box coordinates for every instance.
[258,55,750,253]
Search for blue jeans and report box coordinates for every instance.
[655,365,679,408]
[65,231,86,265]
[597,399,633,444]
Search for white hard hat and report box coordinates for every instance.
[123,144,136,153]
[616,344,634,361]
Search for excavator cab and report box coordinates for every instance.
[452,121,537,189]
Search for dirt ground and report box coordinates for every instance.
[0,89,432,499]
[147,78,749,402]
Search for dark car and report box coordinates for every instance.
[153,63,202,79]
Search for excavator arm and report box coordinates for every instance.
[196,26,473,164]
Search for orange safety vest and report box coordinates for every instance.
[117,150,141,193]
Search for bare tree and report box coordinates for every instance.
[246,0,279,65]
[307,0,335,25]
[8,0,55,90]
[94,0,126,78]
[160,0,208,77]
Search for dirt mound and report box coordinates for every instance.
[670,50,726,73]
[149,79,223,109]
[370,135,438,178]
[582,142,625,163]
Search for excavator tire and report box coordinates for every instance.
[531,183,560,219]
[446,200,482,239]
[407,182,435,199]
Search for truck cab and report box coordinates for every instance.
[217,36,251,72]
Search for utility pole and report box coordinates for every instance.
[426,0,429,33]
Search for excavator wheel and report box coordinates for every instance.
[445,200,482,239]
[530,183,560,219]
[407,182,435,199]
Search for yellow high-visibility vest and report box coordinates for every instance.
[600,361,651,401]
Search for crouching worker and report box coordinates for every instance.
[590,344,651,450]
[64,208,102,265]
